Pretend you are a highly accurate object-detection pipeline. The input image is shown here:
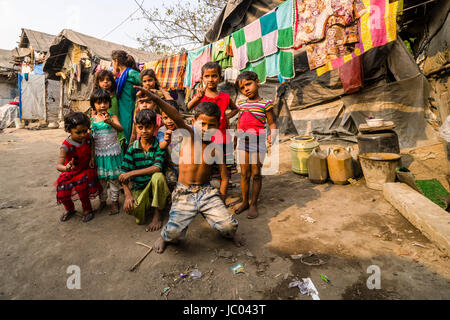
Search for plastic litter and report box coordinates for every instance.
[289,278,320,299]
[289,281,308,295]
[303,278,320,300]
[320,274,330,284]
[190,269,202,280]
[230,264,245,275]
[300,215,316,223]
[290,254,304,260]
[179,273,187,278]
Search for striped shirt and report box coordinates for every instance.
[121,138,165,190]
[237,99,273,134]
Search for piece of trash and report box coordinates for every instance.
[300,215,316,224]
[179,273,187,278]
[190,269,202,280]
[288,281,308,295]
[303,278,320,300]
[219,249,233,259]
[230,264,245,275]
[320,274,330,284]
[348,178,359,185]
[290,254,304,260]
[412,242,427,249]
[163,287,170,293]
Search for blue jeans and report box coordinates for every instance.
[161,183,238,242]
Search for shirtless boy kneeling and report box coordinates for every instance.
[135,86,245,253]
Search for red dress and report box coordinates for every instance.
[199,92,232,145]
[55,134,102,204]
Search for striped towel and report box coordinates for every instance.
[155,53,188,90]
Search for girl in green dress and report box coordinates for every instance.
[93,70,126,149]
[112,50,141,146]
[90,89,124,215]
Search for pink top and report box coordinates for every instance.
[237,99,274,136]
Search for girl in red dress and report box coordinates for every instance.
[55,112,102,222]
[187,62,239,193]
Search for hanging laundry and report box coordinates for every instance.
[294,0,367,49]
[189,45,212,88]
[144,60,160,73]
[156,53,188,90]
[339,54,363,94]
[212,36,233,70]
[231,0,294,70]
[306,23,360,70]
[184,45,211,88]
[315,0,399,76]
[242,49,295,84]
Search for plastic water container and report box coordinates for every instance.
[327,147,354,185]
[289,136,319,175]
[307,148,328,184]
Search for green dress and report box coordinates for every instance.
[108,94,126,149]
[91,113,123,180]
[117,69,141,145]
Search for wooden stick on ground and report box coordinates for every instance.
[129,242,153,272]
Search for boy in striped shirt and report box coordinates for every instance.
[119,109,171,232]
[234,71,277,219]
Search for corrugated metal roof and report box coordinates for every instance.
[44,29,162,79]
[0,49,13,69]
[20,29,55,52]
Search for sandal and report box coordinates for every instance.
[82,212,95,223]
[60,210,75,222]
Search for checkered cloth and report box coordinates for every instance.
[156,53,188,90]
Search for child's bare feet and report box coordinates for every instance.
[234,201,249,215]
[247,205,259,219]
[154,236,167,254]
[232,232,245,247]
[109,201,120,215]
[145,208,163,232]
[98,201,107,212]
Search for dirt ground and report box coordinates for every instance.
[0,128,449,300]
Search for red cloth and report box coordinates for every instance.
[199,92,232,144]
[55,134,101,204]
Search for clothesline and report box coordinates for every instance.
[121,0,403,87]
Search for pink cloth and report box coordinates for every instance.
[191,48,212,87]
[232,39,249,70]
[262,30,279,57]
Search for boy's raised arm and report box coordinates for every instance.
[134,86,192,134]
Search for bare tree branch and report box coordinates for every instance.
[135,0,227,55]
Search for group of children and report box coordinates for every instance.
[55,59,276,253]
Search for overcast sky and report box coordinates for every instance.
[0,0,175,50]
